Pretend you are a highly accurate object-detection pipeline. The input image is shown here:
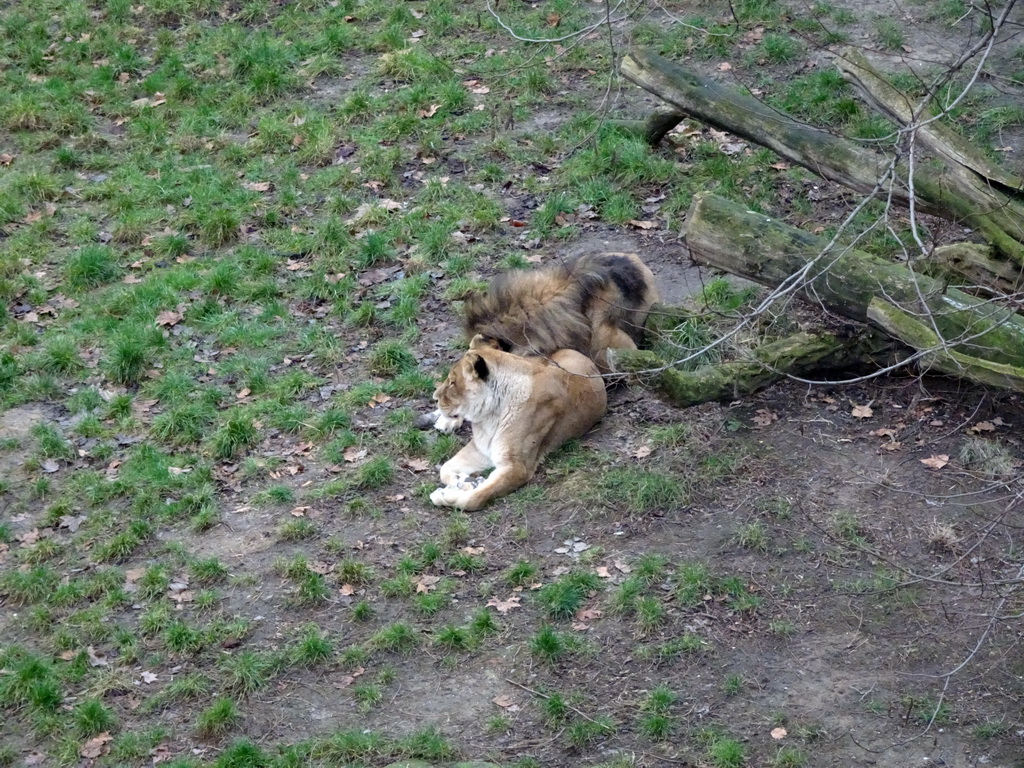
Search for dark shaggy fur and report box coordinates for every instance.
[462,252,659,372]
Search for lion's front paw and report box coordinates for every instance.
[430,486,471,508]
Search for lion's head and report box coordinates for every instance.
[433,336,499,422]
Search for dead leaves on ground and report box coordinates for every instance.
[486,595,521,614]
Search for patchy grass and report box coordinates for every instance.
[0,0,1019,766]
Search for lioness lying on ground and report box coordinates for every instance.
[429,251,658,434]
[429,335,607,511]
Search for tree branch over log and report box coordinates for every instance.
[683,192,1024,367]
[620,48,1024,265]
[613,329,898,407]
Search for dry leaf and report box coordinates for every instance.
[967,420,995,434]
[343,447,367,463]
[577,607,603,620]
[717,62,733,71]
[59,514,86,532]
[627,219,657,230]
[339,583,356,596]
[869,428,896,438]
[416,575,441,593]
[167,466,192,476]
[417,104,440,118]
[405,458,430,472]
[155,309,182,327]
[462,546,485,555]
[42,459,60,473]
[920,454,949,470]
[86,646,109,667]
[595,566,612,579]
[80,733,114,758]
[632,445,652,459]
[614,559,632,574]
[851,404,873,419]
[486,595,521,614]
[290,506,310,517]
[753,409,778,427]
[16,528,41,545]
[546,12,560,26]
[771,727,787,739]
[492,694,516,708]
[242,181,272,192]
[140,671,158,683]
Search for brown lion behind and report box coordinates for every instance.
[462,252,659,373]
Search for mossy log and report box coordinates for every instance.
[867,298,1024,394]
[609,108,686,145]
[684,192,1024,370]
[836,49,1024,266]
[613,330,897,407]
[620,49,1024,265]
[924,243,1024,297]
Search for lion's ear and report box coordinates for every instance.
[469,334,498,351]
[469,352,489,381]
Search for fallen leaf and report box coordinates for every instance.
[627,219,658,230]
[493,694,516,708]
[595,566,612,579]
[167,466,192,476]
[546,12,560,26]
[869,428,896,438]
[771,727,787,739]
[59,514,86,532]
[242,180,272,192]
[851,404,873,419]
[86,646,109,667]
[290,506,310,517]
[416,575,441,593]
[487,595,521,613]
[462,546,485,555]
[343,447,367,463]
[920,454,949,470]
[577,607,603,620]
[405,458,430,472]
[155,310,182,327]
[632,445,652,459]
[967,420,995,434]
[753,409,778,427]
[24,753,45,767]
[16,528,41,545]
[417,104,440,118]
[80,733,114,759]
[140,671,158,683]
[41,458,60,473]
[614,559,632,574]
[718,61,733,71]
[339,583,356,596]
[150,743,174,764]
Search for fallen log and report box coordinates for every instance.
[613,329,898,407]
[867,298,1024,394]
[620,48,1024,265]
[835,50,1024,266]
[684,192,1024,368]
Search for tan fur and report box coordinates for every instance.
[429,336,607,511]
[462,252,659,373]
